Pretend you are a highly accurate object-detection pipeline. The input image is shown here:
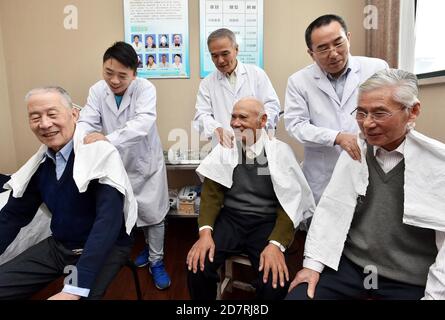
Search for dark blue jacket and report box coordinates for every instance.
[0,150,132,289]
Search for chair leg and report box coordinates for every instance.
[126,259,143,300]
[224,258,234,293]
[216,267,222,300]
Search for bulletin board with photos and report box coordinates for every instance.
[123,0,190,79]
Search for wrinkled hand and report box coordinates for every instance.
[186,229,215,273]
[83,132,108,144]
[47,292,81,300]
[288,267,320,299]
[214,127,234,148]
[335,132,361,161]
[259,243,289,289]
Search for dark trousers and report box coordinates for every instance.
[0,236,132,300]
[188,208,289,300]
[286,255,426,300]
[0,174,9,192]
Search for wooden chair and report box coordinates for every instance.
[125,259,143,300]
[217,254,256,299]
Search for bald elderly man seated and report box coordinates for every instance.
[187,97,315,300]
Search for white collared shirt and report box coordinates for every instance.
[373,141,405,173]
[243,131,266,160]
[225,62,239,90]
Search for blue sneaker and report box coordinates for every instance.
[134,247,149,267]
[149,260,171,290]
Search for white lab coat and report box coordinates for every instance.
[0,137,138,264]
[77,78,169,227]
[193,61,281,139]
[304,130,445,299]
[195,131,315,228]
[284,56,388,203]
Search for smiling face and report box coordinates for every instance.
[308,21,351,78]
[230,99,267,145]
[103,58,136,96]
[28,91,78,152]
[208,36,238,74]
[357,87,420,151]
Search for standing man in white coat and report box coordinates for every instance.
[193,28,281,148]
[284,14,388,203]
[76,42,171,290]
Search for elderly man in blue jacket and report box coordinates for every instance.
[0,86,134,300]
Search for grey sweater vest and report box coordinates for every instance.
[343,146,437,286]
[223,147,278,216]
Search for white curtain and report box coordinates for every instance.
[398,0,416,72]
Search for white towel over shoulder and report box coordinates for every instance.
[196,130,315,228]
[304,130,445,300]
[0,130,137,264]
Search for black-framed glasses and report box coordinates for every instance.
[350,106,407,122]
[312,38,348,58]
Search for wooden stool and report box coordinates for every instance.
[217,254,256,299]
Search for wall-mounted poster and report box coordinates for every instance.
[123,0,190,79]
[199,0,264,78]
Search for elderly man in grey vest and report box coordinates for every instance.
[287,69,445,300]
[188,97,314,300]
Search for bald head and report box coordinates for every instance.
[233,97,265,119]
[231,97,267,145]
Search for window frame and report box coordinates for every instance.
[414,0,445,83]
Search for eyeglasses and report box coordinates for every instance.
[312,39,348,58]
[351,106,407,122]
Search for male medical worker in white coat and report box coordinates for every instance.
[284,14,388,203]
[193,28,281,148]
[76,42,171,290]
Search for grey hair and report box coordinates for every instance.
[25,86,73,109]
[359,69,420,108]
[207,28,238,49]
